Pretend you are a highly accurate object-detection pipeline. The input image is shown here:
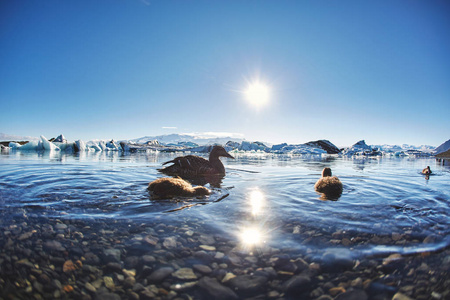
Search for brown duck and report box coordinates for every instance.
[159,145,234,178]
[148,177,210,199]
[314,167,343,199]
[422,166,432,175]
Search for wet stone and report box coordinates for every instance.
[55,223,68,230]
[228,274,268,296]
[104,276,115,290]
[147,267,174,283]
[141,255,156,264]
[334,289,368,300]
[199,234,215,245]
[96,292,121,300]
[103,248,121,263]
[170,281,197,291]
[44,240,65,251]
[393,292,414,300]
[198,276,238,300]
[282,275,311,296]
[193,264,212,274]
[105,262,122,273]
[172,267,197,280]
[321,248,354,272]
[163,236,177,249]
[85,282,96,293]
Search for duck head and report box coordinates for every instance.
[322,167,332,177]
[210,145,234,160]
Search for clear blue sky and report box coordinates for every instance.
[1,0,449,147]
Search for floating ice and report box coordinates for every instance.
[40,136,60,151]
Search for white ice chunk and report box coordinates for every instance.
[40,135,60,151]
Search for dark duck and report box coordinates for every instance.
[148,177,210,199]
[314,167,343,199]
[159,145,234,178]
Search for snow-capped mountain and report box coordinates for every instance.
[434,139,450,155]
[0,133,39,141]
[128,133,245,146]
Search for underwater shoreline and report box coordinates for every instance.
[1,214,449,300]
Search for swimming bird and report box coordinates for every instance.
[159,145,234,178]
[422,166,432,175]
[314,167,343,199]
[148,177,211,199]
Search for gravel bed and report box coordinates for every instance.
[0,215,449,300]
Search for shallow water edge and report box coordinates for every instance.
[0,151,449,299]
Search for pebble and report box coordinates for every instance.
[163,237,177,249]
[0,214,448,300]
[103,248,121,263]
[199,245,216,251]
[198,276,238,300]
[392,292,414,300]
[103,276,115,290]
[228,274,268,296]
[55,223,68,230]
[193,264,212,274]
[172,267,197,280]
[334,289,368,300]
[147,267,174,282]
[44,240,65,251]
[282,275,311,295]
[85,282,96,293]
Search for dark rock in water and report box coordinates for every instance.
[282,275,311,295]
[305,140,341,154]
[193,264,212,274]
[103,248,121,263]
[44,240,66,252]
[95,292,121,300]
[335,289,368,300]
[198,277,238,300]
[321,248,354,272]
[147,267,174,283]
[228,275,268,296]
[105,262,122,273]
[367,282,398,297]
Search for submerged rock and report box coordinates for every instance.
[198,277,238,300]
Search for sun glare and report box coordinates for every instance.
[240,227,262,246]
[245,81,270,107]
[249,189,265,216]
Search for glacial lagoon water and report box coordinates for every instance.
[1,150,449,259]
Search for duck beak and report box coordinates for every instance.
[225,152,235,159]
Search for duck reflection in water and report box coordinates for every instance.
[159,145,234,188]
[315,167,343,200]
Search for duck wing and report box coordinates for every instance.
[163,155,210,170]
[160,155,216,177]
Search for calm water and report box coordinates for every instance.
[1,150,449,258]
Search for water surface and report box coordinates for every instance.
[1,150,449,258]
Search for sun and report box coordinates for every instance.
[244,81,270,107]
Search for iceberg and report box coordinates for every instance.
[105,140,121,151]
[342,140,381,156]
[40,136,60,151]
[74,140,86,152]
